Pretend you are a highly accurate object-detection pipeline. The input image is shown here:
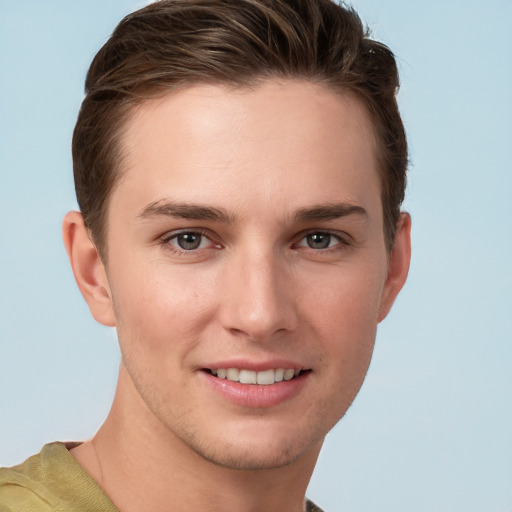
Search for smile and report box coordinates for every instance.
[207,368,306,385]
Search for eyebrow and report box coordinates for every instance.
[138,200,235,223]
[138,200,367,225]
[293,203,368,223]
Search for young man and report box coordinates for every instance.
[0,1,411,511]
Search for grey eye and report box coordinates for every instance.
[306,232,332,249]
[175,232,203,250]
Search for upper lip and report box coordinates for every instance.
[200,359,308,372]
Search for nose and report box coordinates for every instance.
[218,249,299,341]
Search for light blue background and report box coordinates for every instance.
[1,1,511,511]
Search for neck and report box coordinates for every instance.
[71,365,322,512]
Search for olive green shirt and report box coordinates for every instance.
[0,443,324,512]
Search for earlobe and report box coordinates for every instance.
[62,211,116,327]
[378,212,412,322]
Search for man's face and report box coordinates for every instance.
[102,80,400,469]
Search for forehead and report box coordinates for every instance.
[112,80,380,224]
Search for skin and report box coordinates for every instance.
[63,80,411,512]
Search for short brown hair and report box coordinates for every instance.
[73,0,407,256]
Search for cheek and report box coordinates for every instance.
[302,263,384,383]
[110,263,219,363]
[298,276,379,435]
[302,260,385,335]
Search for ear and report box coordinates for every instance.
[62,211,116,327]
[378,212,412,322]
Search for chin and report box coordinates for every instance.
[175,418,328,471]
[194,438,313,471]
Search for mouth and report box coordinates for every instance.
[203,368,310,385]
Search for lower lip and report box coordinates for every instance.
[200,371,310,408]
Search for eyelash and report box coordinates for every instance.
[294,231,350,252]
[160,229,220,255]
[159,229,351,256]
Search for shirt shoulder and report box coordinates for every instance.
[306,498,325,512]
[0,443,118,512]
[1,444,324,512]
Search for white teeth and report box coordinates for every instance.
[212,367,302,385]
[256,369,275,385]
[239,369,257,384]
[283,369,295,381]
[274,368,285,382]
[226,368,239,381]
